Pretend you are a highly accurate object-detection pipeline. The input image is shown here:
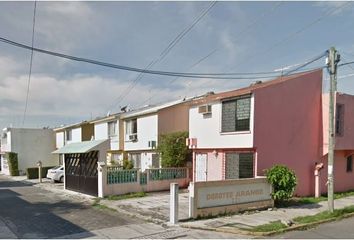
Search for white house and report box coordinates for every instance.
[0,127,57,175]
[90,113,123,165]
[121,98,194,171]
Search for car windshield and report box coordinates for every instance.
[52,166,62,170]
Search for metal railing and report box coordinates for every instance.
[148,168,187,181]
[107,168,138,184]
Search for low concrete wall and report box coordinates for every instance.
[189,177,273,218]
[98,165,190,197]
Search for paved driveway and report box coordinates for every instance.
[101,190,190,223]
[0,174,143,238]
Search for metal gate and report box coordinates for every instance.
[195,153,207,182]
[65,151,98,196]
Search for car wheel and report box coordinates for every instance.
[60,176,64,183]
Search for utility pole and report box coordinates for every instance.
[327,47,340,213]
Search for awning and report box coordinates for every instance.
[52,139,108,154]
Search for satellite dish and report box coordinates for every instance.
[120,106,128,112]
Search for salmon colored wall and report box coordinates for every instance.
[335,93,354,150]
[319,151,354,194]
[206,152,223,181]
[158,103,189,137]
[254,70,323,196]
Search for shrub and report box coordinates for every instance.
[265,165,297,203]
[6,152,19,176]
[157,131,191,167]
[122,159,133,170]
[26,166,56,179]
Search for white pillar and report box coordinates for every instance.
[188,182,194,219]
[98,161,107,198]
[170,183,179,224]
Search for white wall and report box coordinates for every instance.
[189,96,254,149]
[56,132,64,148]
[0,131,11,152]
[94,121,119,151]
[9,129,57,174]
[124,114,158,151]
[95,122,108,140]
[66,127,81,144]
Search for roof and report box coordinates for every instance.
[120,97,195,119]
[89,112,121,124]
[52,139,108,154]
[191,69,322,105]
[53,120,91,132]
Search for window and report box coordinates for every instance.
[66,129,72,141]
[126,119,137,135]
[129,153,141,169]
[108,121,117,137]
[347,155,353,172]
[222,95,251,132]
[225,152,254,179]
[336,104,344,136]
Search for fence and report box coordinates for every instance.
[98,166,190,197]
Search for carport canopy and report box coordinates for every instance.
[52,139,108,154]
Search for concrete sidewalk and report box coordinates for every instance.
[180,196,354,232]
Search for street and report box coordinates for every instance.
[275,216,354,239]
[0,175,244,239]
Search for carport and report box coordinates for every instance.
[52,139,109,196]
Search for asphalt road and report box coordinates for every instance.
[275,216,354,239]
[0,174,246,239]
[0,174,143,238]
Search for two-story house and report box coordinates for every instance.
[121,98,192,171]
[89,113,123,165]
[0,127,57,175]
[188,69,354,196]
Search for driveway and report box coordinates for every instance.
[101,190,190,223]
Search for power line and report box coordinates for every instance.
[106,1,218,112]
[137,2,284,107]
[227,1,353,73]
[22,0,37,126]
[283,51,328,75]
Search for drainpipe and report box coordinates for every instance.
[315,162,324,198]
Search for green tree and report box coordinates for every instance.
[123,159,134,170]
[6,152,19,176]
[265,165,297,203]
[157,131,190,167]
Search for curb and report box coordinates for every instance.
[180,211,354,237]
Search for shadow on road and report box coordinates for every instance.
[0,188,93,239]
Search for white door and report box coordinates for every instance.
[196,154,207,181]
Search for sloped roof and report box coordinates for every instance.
[191,69,322,105]
[52,139,108,154]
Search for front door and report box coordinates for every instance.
[195,153,207,181]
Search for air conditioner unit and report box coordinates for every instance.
[198,105,212,114]
[129,134,138,142]
[148,140,157,149]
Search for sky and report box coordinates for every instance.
[0,1,354,130]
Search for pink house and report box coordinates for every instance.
[188,69,354,196]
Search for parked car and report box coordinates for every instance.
[46,166,64,182]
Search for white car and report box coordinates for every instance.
[47,166,64,182]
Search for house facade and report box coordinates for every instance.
[121,98,191,171]
[90,113,123,165]
[0,128,57,175]
[188,69,354,196]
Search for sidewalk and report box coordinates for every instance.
[180,196,354,233]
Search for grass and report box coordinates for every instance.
[251,221,287,232]
[293,205,354,224]
[105,192,147,201]
[92,198,117,211]
[276,189,354,208]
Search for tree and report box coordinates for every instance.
[123,159,133,170]
[265,165,297,202]
[157,131,190,167]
